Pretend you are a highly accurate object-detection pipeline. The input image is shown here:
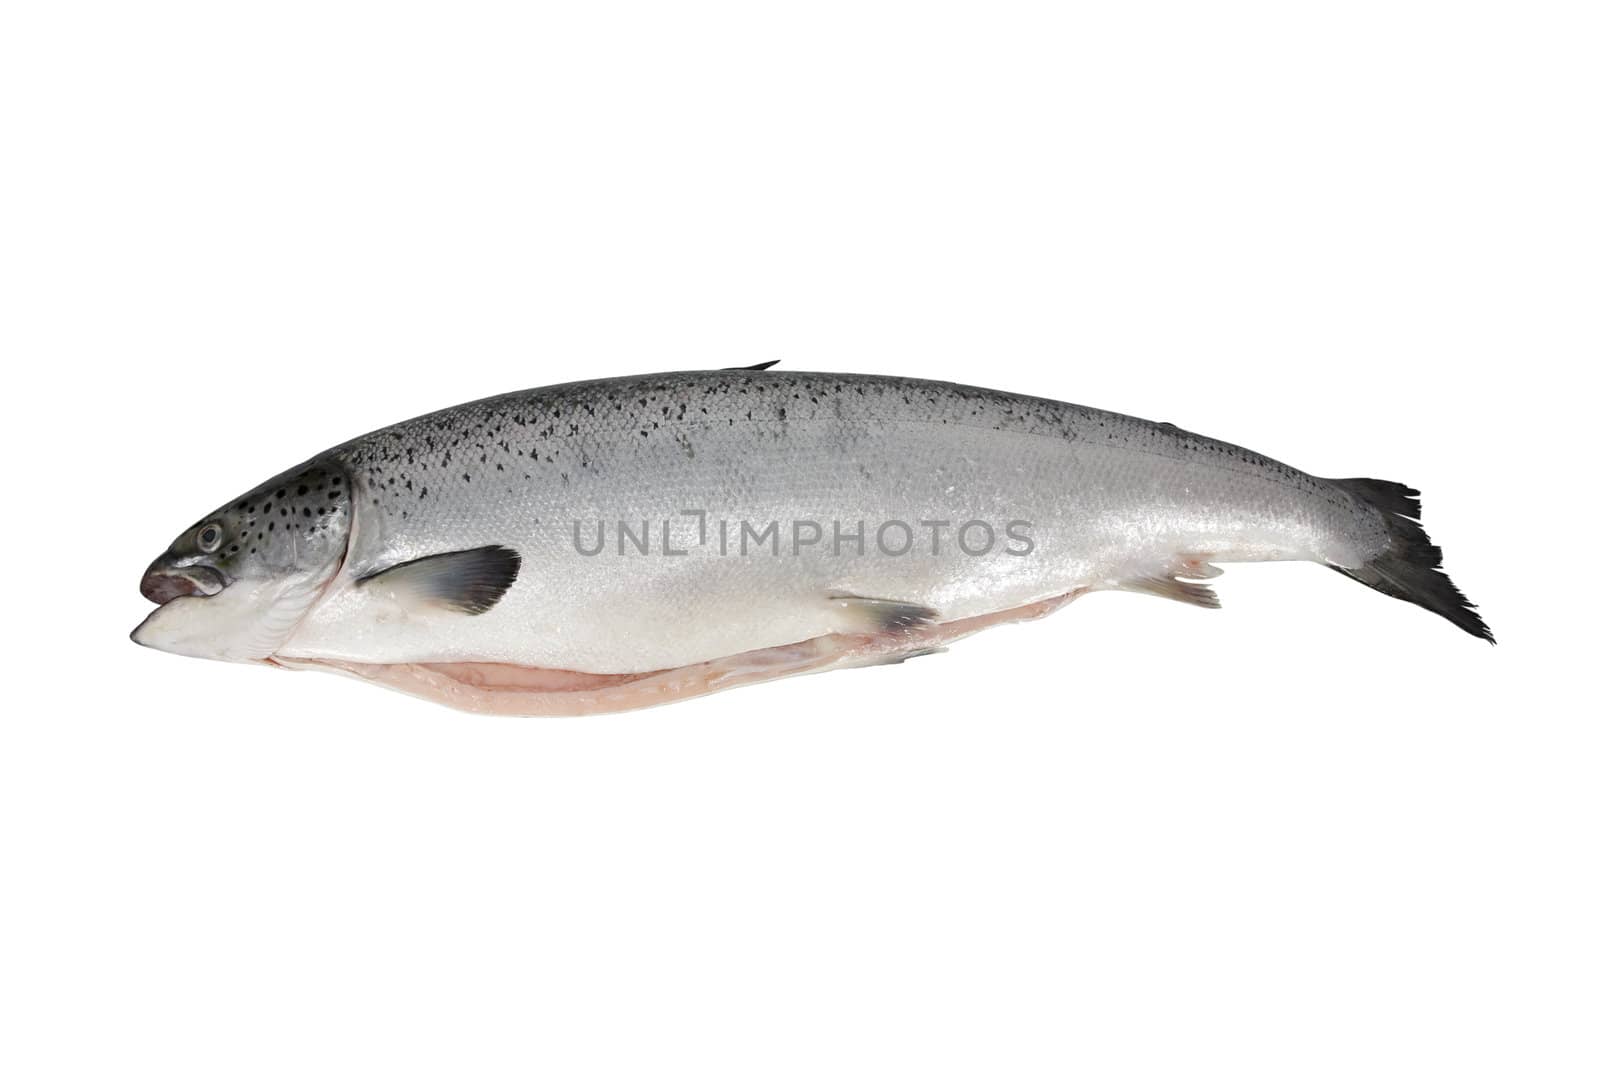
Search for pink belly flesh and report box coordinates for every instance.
[274,591,1080,717]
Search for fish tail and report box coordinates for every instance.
[1329,478,1493,643]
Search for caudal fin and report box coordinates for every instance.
[1330,478,1494,643]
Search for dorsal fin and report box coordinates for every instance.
[358,546,521,615]
[723,360,780,371]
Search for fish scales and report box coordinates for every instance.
[133,369,1490,714]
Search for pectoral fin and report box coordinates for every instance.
[358,546,522,615]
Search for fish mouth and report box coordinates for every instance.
[140,564,226,605]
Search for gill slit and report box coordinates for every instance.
[270,482,358,662]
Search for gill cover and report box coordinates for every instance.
[131,461,354,662]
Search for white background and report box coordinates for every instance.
[2,2,1595,1064]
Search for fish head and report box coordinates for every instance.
[131,462,353,662]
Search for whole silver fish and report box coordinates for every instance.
[133,368,1490,714]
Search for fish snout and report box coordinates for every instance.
[140,563,226,605]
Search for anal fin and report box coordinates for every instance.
[1121,573,1220,609]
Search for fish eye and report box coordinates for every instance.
[197,523,223,553]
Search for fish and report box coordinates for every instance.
[132,366,1491,715]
